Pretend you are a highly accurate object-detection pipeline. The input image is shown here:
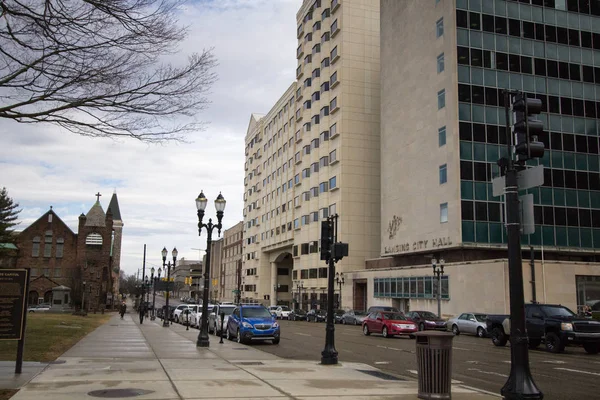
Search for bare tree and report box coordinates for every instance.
[0,0,217,142]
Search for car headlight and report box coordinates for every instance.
[242,322,253,329]
[272,322,279,328]
[560,323,573,331]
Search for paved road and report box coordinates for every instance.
[248,319,600,399]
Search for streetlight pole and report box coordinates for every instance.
[151,268,160,320]
[335,272,344,309]
[195,191,226,348]
[296,281,304,310]
[273,283,280,305]
[432,258,445,318]
[162,247,178,327]
[82,281,86,313]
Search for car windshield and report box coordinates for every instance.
[280,306,290,311]
[541,306,575,318]
[335,310,345,315]
[295,309,306,314]
[382,312,406,320]
[355,311,368,316]
[474,314,487,322]
[420,312,438,319]
[243,307,272,318]
[220,307,235,316]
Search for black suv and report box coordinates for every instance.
[306,309,327,322]
[486,303,600,354]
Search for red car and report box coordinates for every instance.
[362,311,418,338]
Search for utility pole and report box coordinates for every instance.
[139,244,146,324]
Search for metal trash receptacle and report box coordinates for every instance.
[415,331,454,399]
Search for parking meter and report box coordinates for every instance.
[219,312,225,344]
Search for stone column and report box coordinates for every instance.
[270,262,277,307]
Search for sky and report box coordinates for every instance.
[0,0,302,277]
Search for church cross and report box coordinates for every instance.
[95,192,102,202]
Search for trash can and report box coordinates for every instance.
[415,331,454,399]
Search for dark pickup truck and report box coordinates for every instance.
[486,303,600,354]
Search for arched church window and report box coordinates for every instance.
[32,236,40,257]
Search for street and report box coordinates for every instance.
[247,319,600,399]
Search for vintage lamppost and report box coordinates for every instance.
[144,276,150,316]
[432,258,445,318]
[151,267,161,320]
[195,191,226,348]
[335,272,345,309]
[162,247,178,327]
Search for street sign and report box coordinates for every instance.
[520,194,535,235]
[0,269,29,341]
[492,165,544,197]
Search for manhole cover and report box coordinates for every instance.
[239,362,264,365]
[357,370,404,381]
[88,388,154,398]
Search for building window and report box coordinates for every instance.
[56,238,64,258]
[301,243,309,254]
[43,230,52,257]
[329,176,337,190]
[318,267,328,278]
[329,203,337,215]
[86,233,103,245]
[437,53,444,73]
[301,269,309,279]
[309,268,318,279]
[32,236,40,257]
[330,71,338,87]
[320,131,329,142]
[439,164,447,184]
[437,89,445,109]
[321,57,330,68]
[330,97,338,111]
[319,181,329,193]
[374,276,449,299]
[438,126,446,147]
[440,202,448,223]
[329,149,337,163]
[436,18,443,38]
[54,268,61,278]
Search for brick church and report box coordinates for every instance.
[15,192,123,311]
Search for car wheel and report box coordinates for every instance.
[342,319,346,325]
[272,338,280,345]
[236,329,243,344]
[476,327,485,338]
[354,319,358,326]
[419,323,425,332]
[491,327,508,347]
[226,327,232,341]
[363,324,370,336]
[583,343,600,354]
[545,332,565,353]
[452,324,460,336]
[382,326,389,338]
[175,316,179,324]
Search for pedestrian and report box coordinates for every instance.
[120,302,127,319]
[584,305,593,318]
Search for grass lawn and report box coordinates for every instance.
[0,312,112,362]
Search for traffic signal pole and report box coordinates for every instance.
[500,90,543,400]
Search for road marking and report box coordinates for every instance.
[406,370,463,384]
[376,345,401,351]
[294,332,311,337]
[554,367,600,376]
[542,360,566,364]
[458,384,503,398]
[453,347,469,351]
[465,361,480,364]
[467,368,508,378]
[374,361,390,365]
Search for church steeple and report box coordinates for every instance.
[107,191,122,222]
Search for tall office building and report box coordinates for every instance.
[353,0,600,316]
[243,0,380,310]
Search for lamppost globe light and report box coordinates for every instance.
[162,247,168,260]
[196,191,208,211]
[214,192,226,212]
[172,247,178,260]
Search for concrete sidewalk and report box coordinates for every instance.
[8,313,498,399]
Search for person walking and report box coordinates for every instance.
[119,302,127,319]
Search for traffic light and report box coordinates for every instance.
[332,242,349,262]
[512,93,545,161]
[320,220,332,261]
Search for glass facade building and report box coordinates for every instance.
[456,0,600,249]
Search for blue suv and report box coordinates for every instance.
[226,305,280,345]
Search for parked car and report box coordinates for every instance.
[267,305,279,317]
[157,305,175,320]
[367,306,400,313]
[173,304,193,323]
[289,309,307,321]
[208,304,237,335]
[275,306,292,319]
[28,303,51,313]
[362,311,418,338]
[333,309,346,324]
[226,305,280,344]
[486,303,600,354]
[341,310,369,325]
[405,311,447,331]
[447,313,488,337]
[190,304,215,328]
[306,309,327,322]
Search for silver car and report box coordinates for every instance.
[447,312,488,337]
[341,310,368,325]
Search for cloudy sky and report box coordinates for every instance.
[0,0,301,277]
